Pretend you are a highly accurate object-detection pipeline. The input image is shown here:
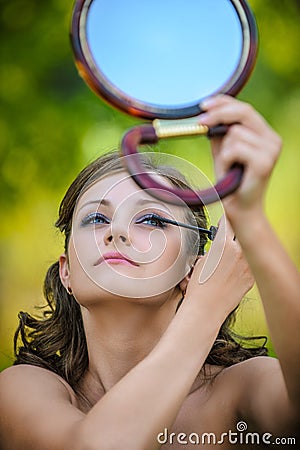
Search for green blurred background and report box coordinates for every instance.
[0,0,300,370]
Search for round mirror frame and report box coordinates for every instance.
[71,0,258,205]
[71,0,258,119]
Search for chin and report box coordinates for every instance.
[73,263,186,302]
[74,281,178,306]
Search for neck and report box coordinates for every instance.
[80,291,181,396]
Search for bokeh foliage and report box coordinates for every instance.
[0,0,300,369]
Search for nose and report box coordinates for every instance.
[103,222,131,246]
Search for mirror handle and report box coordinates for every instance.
[207,124,230,138]
[121,124,244,206]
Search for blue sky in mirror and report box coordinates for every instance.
[86,0,243,107]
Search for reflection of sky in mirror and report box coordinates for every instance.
[87,0,243,107]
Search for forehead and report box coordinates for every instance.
[75,171,187,216]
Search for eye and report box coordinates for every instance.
[136,214,167,228]
[81,212,110,226]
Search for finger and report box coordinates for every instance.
[212,127,280,181]
[212,141,254,180]
[218,215,236,243]
[223,141,278,180]
[199,95,273,136]
[212,215,235,248]
[196,215,240,284]
[211,124,259,160]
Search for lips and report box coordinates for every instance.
[94,252,139,267]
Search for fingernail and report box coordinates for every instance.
[200,96,217,110]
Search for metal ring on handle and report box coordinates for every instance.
[120,124,244,206]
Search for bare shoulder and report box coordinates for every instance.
[212,355,283,393]
[213,357,297,434]
[220,355,281,380]
[0,365,84,450]
[0,364,78,403]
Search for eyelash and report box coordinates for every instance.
[81,212,167,229]
[135,214,167,228]
[81,213,110,226]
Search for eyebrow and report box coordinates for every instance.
[77,197,169,212]
[136,198,171,209]
[77,199,110,212]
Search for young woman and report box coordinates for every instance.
[0,96,299,449]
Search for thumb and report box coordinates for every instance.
[196,215,227,284]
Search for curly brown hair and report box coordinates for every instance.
[13,150,268,393]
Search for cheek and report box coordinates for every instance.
[67,239,111,304]
[148,228,187,272]
[162,228,184,259]
[70,229,104,265]
[68,241,89,282]
[67,234,98,286]
[130,228,168,263]
[158,229,196,285]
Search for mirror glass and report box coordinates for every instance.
[73,0,256,118]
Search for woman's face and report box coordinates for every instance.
[60,171,199,303]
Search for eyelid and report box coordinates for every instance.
[81,212,110,225]
[135,213,167,223]
[135,213,168,229]
[135,207,173,218]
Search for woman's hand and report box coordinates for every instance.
[199,95,282,224]
[183,217,254,321]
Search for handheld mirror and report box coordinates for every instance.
[71,0,258,205]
